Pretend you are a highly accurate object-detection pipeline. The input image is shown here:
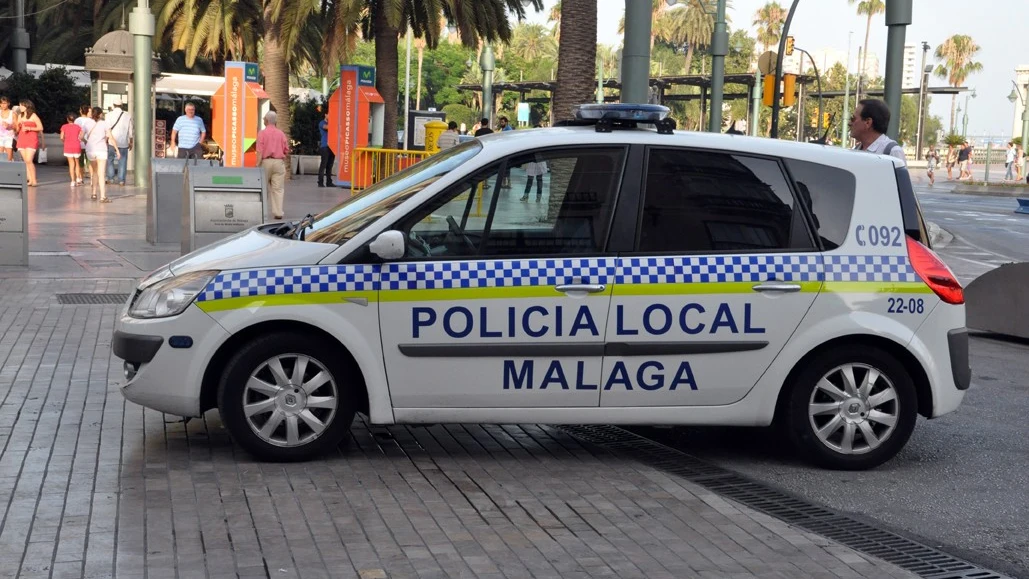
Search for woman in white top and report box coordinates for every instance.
[81,107,120,203]
[0,96,17,161]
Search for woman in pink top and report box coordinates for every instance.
[15,100,43,187]
[60,113,84,186]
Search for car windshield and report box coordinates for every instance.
[306,140,482,245]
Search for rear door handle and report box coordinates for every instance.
[555,284,606,294]
[752,282,802,293]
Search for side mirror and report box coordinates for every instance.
[369,230,405,260]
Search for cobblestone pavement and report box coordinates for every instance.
[0,166,917,578]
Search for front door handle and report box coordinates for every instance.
[752,282,802,293]
[555,284,606,294]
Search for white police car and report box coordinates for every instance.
[113,104,970,470]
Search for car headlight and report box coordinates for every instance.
[129,270,218,319]
[138,266,175,290]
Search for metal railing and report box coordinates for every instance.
[351,148,433,192]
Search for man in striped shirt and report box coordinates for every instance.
[436,121,460,150]
[171,103,207,159]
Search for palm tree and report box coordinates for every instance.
[155,0,263,67]
[847,0,884,98]
[656,1,730,75]
[752,1,786,54]
[552,0,596,122]
[548,1,562,41]
[934,35,983,133]
[511,23,557,64]
[322,0,540,150]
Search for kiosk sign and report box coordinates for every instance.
[212,61,267,168]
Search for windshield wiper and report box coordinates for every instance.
[292,214,315,240]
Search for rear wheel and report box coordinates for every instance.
[786,346,917,470]
[218,332,356,461]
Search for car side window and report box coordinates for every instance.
[398,147,626,258]
[638,148,814,253]
[784,159,857,250]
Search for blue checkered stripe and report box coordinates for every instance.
[615,254,822,284]
[382,259,615,290]
[196,265,379,302]
[824,254,918,283]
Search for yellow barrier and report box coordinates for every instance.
[351,148,433,192]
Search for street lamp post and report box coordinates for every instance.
[480,44,495,127]
[961,89,976,138]
[707,0,728,133]
[915,41,930,160]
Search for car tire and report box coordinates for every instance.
[217,332,356,462]
[786,345,917,470]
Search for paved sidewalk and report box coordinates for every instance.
[0,165,917,578]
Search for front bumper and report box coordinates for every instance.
[113,304,230,417]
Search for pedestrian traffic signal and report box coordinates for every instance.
[763,74,776,107]
[782,74,797,107]
[785,36,795,56]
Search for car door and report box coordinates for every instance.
[379,146,629,408]
[600,147,823,407]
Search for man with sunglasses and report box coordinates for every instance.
[849,99,906,166]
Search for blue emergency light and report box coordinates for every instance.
[564,103,676,134]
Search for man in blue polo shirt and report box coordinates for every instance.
[317,105,334,187]
[171,102,207,159]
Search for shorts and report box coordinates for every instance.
[0,137,13,148]
[65,152,80,158]
[86,151,108,161]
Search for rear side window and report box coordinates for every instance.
[784,159,856,250]
[638,148,814,253]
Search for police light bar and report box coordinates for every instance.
[573,103,670,122]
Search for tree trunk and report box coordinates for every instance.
[950,94,957,134]
[859,13,872,100]
[552,0,597,122]
[375,8,400,150]
[263,2,292,179]
[684,45,695,75]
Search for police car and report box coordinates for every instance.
[113,104,970,470]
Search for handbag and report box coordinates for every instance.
[37,139,47,164]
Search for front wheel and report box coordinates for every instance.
[218,332,356,461]
[786,346,917,470]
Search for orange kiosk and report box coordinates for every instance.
[211,61,270,167]
[326,65,384,188]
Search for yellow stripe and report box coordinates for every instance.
[822,282,932,294]
[198,281,932,311]
[612,281,823,296]
[196,291,378,313]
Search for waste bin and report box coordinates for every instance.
[182,165,267,254]
[148,157,220,244]
[0,163,28,266]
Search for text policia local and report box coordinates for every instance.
[410,302,767,392]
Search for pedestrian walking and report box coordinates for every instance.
[170,102,207,159]
[519,159,547,202]
[257,111,288,220]
[958,141,972,180]
[15,100,43,186]
[0,96,17,161]
[473,118,493,137]
[926,144,939,186]
[105,103,133,186]
[945,145,958,180]
[849,99,906,166]
[498,116,513,131]
[82,106,119,203]
[60,113,83,186]
[436,121,460,150]
[1018,144,1025,182]
[317,105,334,187]
[74,104,91,186]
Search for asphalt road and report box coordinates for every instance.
[635,189,1029,578]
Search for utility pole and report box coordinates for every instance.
[751,70,761,136]
[403,28,411,149]
[883,0,912,138]
[707,0,728,133]
[915,41,930,159]
[129,0,154,189]
[480,44,495,126]
[621,0,652,104]
[12,0,30,73]
[770,0,801,139]
[841,32,852,147]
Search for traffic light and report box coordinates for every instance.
[785,36,795,56]
[782,74,797,107]
[763,74,776,107]
[822,112,830,128]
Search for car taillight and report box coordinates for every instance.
[906,236,964,304]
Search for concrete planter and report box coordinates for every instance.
[291,154,324,175]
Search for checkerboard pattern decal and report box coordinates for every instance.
[381,259,616,290]
[196,254,920,302]
[615,254,823,284]
[196,265,379,302]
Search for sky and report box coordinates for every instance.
[524,0,1028,137]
